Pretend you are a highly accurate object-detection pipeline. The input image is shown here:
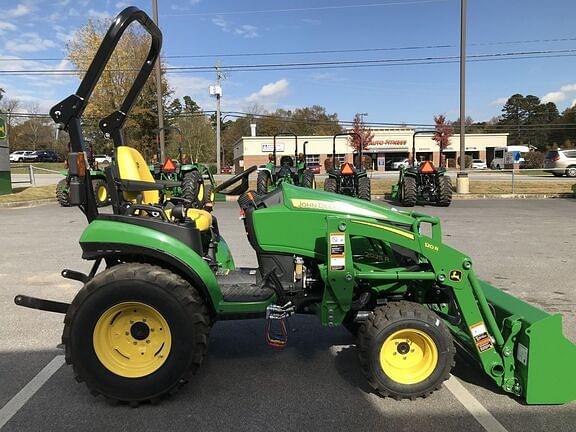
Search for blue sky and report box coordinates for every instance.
[1,0,576,125]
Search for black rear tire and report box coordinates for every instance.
[301,170,316,189]
[324,177,337,193]
[62,263,210,405]
[257,170,272,195]
[401,176,417,207]
[182,170,203,207]
[566,166,576,178]
[203,183,215,211]
[436,175,452,207]
[92,178,110,207]
[358,301,455,400]
[56,178,70,207]
[358,176,371,201]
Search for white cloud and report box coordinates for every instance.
[0,21,17,31]
[211,17,259,38]
[246,79,290,105]
[541,91,566,104]
[88,9,112,19]
[171,0,202,11]
[560,84,576,92]
[5,33,57,53]
[234,24,258,38]
[301,18,322,25]
[571,99,576,108]
[7,4,32,18]
[115,2,130,9]
[490,97,508,106]
[57,0,72,6]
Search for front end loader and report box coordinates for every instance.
[14,7,576,407]
[324,132,371,200]
[391,131,452,207]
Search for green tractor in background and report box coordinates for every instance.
[256,131,316,194]
[324,132,371,200]
[148,126,216,210]
[56,163,110,208]
[392,131,452,207]
[16,6,576,408]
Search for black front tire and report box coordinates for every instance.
[256,170,272,195]
[566,166,576,178]
[92,179,110,208]
[62,263,210,405]
[401,176,417,207]
[182,170,203,207]
[56,178,70,207]
[358,176,371,200]
[301,170,316,189]
[358,301,455,400]
[437,175,452,207]
[324,177,337,193]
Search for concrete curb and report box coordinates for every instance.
[0,198,57,208]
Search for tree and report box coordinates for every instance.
[349,113,374,152]
[66,18,171,156]
[432,114,453,167]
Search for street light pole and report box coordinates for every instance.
[457,0,469,193]
[152,0,166,163]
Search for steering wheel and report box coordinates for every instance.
[214,165,257,194]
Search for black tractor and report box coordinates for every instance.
[323,132,370,200]
[392,130,452,207]
[256,132,315,194]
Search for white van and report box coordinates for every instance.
[490,145,530,170]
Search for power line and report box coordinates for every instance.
[2,48,576,76]
[161,0,451,17]
[3,36,576,62]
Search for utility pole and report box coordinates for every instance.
[457,0,469,193]
[210,64,223,173]
[152,0,166,163]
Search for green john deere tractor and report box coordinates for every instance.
[324,132,371,200]
[256,131,316,194]
[391,131,452,207]
[15,7,576,406]
[147,127,216,210]
[56,166,110,208]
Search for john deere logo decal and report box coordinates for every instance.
[449,270,462,282]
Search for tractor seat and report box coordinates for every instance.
[115,146,212,231]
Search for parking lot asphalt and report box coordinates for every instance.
[0,199,575,431]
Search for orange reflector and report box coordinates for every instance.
[420,161,435,173]
[163,158,177,172]
[341,163,354,175]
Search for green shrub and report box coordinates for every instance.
[522,151,544,169]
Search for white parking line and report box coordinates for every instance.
[445,375,509,432]
[0,355,65,430]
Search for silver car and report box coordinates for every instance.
[544,150,576,177]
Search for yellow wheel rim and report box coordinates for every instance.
[197,182,204,201]
[379,329,438,384]
[97,185,107,202]
[93,302,172,378]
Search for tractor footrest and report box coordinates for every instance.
[220,283,274,302]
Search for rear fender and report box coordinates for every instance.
[79,219,223,315]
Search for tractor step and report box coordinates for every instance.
[218,268,274,302]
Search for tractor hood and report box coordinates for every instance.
[280,183,418,227]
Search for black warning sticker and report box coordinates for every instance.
[330,233,345,271]
[470,322,494,352]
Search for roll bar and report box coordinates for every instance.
[332,132,362,170]
[50,7,162,151]
[272,131,297,166]
[412,130,436,167]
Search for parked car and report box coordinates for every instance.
[9,150,34,162]
[471,159,487,169]
[307,163,321,174]
[95,154,112,165]
[544,149,576,177]
[392,158,410,170]
[220,166,233,174]
[33,150,60,162]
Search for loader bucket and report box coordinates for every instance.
[480,280,576,404]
